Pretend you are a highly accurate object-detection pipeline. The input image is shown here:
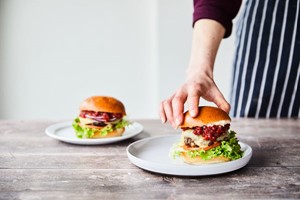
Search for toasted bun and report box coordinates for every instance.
[181,152,230,164]
[80,96,126,115]
[181,106,231,128]
[90,127,125,138]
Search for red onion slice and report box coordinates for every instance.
[85,115,119,122]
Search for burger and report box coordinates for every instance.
[72,96,130,139]
[170,106,243,164]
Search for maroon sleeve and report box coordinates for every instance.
[193,0,242,38]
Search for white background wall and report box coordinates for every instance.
[0,0,236,120]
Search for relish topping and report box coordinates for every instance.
[182,124,230,147]
[79,110,123,122]
[193,124,230,142]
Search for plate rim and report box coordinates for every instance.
[126,134,253,176]
[45,121,143,145]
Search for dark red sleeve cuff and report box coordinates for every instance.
[193,0,242,38]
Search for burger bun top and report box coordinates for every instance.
[180,106,230,128]
[80,96,126,115]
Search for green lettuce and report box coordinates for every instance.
[72,117,130,139]
[169,143,184,159]
[172,131,243,161]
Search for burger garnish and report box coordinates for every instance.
[170,106,243,164]
[182,124,230,146]
[79,110,123,122]
[72,96,130,139]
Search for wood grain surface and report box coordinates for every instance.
[0,119,299,199]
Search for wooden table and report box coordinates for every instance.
[0,119,299,199]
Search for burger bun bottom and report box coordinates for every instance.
[181,152,230,165]
[91,127,125,139]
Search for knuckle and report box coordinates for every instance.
[172,96,181,104]
[171,97,182,106]
[162,99,172,106]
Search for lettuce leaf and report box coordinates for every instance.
[115,118,130,129]
[72,117,130,138]
[172,131,243,161]
[169,143,183,159]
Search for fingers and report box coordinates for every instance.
[160,82,201,128]
[187,86,200,117]
[160,79,230,129]
[172,91,187,127]
[160,94,176,127]
[159,103,167,124]
[160,99,174,125]
[160,90,187,128]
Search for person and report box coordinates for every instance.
[160,0,300,128]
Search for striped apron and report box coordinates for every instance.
[230,0,300,118]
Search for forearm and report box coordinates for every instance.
[187,19,225,81]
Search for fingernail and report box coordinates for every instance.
[175,118,181,127]
[190,110,196,117]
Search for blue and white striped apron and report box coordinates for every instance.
[231,0,300,118]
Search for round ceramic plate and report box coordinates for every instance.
[127,135,252,176]
[45,121,143,145]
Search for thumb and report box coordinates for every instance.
[209,86,231,113]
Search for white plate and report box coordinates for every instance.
[127,135,252,176]
[45,121,143,145]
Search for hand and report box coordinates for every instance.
[160,73,230,128]
[160,19,230,128]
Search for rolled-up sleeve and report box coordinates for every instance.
[193,0,242,38]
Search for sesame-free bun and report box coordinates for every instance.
[90,127,125,138]
[181,152,230,164]
[83,124,125,138]
[80,96,126,115]
[180,106,231,128]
